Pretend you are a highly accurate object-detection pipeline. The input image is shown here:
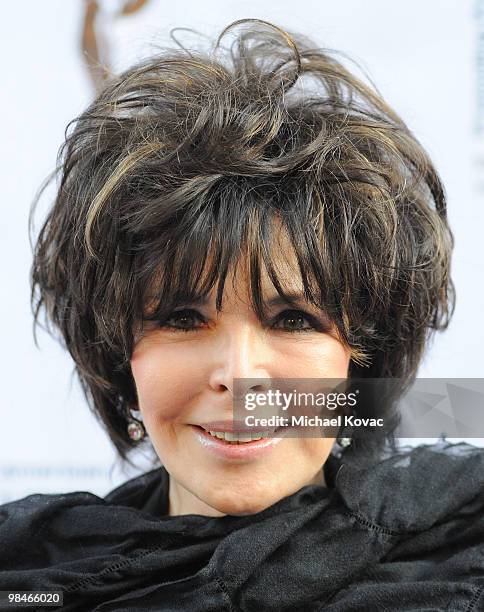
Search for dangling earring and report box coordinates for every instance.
[337,424,353,448]
[127,406,146,442]
[337,434,352,448]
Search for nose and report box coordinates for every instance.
[208,319,273,397]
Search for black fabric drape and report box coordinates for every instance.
[0,439,483,611]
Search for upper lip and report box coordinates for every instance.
[195,420,277,433]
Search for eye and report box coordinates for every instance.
[156,309,207,332]
[271,309,322,333]
[150,308,329,334]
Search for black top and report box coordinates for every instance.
[0,439,483,611]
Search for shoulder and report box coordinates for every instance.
[335,438,484,533]
[0,466,165,573]
[321,440,484,609]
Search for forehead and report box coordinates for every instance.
[208,216,303,303]
[145,214,304,304]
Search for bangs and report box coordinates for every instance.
[130,177,369,366]
[136,178,334,319]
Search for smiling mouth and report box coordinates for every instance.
[192,425,283,444]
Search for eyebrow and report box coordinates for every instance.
[266,293,309,307]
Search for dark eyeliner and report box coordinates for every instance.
[156,308,327,334]
[159,308,206,332]
[270,309,324,333]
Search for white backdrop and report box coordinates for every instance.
[1,0,483,504]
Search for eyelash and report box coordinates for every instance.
[154,308,327,334]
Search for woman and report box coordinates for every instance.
[1,18,483,611]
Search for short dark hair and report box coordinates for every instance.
[29,18,455,467]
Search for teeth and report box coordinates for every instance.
[206,429,276,443]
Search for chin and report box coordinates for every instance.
[206,490,281,517]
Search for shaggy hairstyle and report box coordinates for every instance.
[29,18,455,467]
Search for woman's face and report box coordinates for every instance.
[130,237,351,517]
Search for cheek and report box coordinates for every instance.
[130,343,193,421]
[282,438,334,479]
[291,337,351,377]
[326,341,351,375]
[307,436,334,455]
